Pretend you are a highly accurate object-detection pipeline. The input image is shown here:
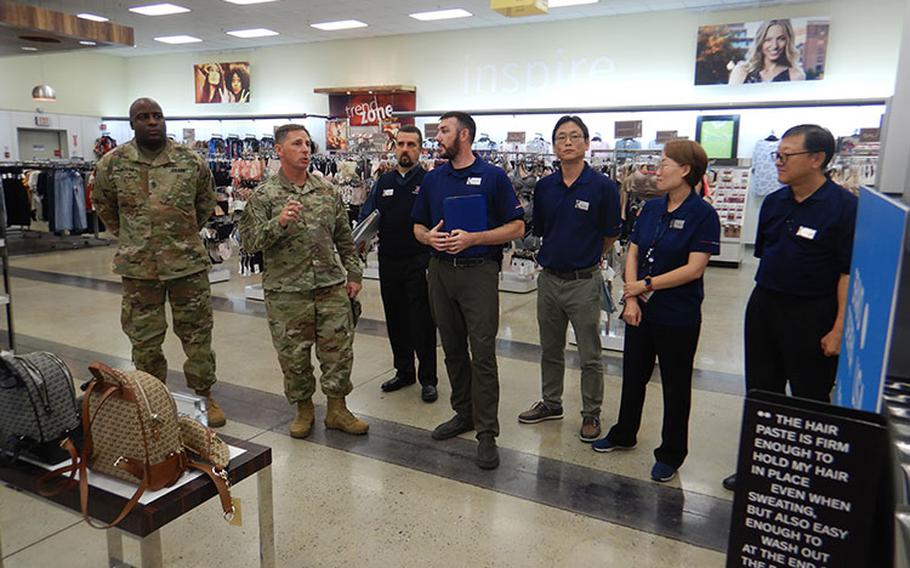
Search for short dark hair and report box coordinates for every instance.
[551,115,589,144]
[663,139,709,189]
[397,124,423,145]
[439,111,476,143]
[275,123,310,145]
[782,124,836,169]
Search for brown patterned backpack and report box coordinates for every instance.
[42,362,233,528]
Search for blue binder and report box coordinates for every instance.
[443,194,487,233]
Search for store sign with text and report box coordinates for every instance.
[328,92,416,127]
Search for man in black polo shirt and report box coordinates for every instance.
[723,124,857,491]
[517,116,621,442]
[360,125,438,403]
[412,111,525,470]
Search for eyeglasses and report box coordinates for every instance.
[771,150,815,164]
[555,133,585,144]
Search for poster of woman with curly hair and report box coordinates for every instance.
[194,62,251,103]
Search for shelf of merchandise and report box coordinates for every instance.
[0,201,15,352]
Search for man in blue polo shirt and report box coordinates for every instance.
[412,111,525,470]
[722,124,857,491]
[517,116,621,443]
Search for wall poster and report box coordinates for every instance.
[194,62,251,104]
[695,17,830,86]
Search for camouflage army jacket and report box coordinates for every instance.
[92,139,216,281]
[238,169,362,292]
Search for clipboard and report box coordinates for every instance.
[352,209,380,255]
[443,194,487,233]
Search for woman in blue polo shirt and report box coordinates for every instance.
[592,140,721,483]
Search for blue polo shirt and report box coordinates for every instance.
[754,179,857,297]
[411,156,524,259]
[533,164,621,271]
[630,191,721,326]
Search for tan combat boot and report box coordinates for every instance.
[289,399,315,439]
[324,397,369,435]
[196,390,227,428]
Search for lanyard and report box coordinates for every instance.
[642,212,674,277]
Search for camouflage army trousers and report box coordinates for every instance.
[264,284,354,404]
[120,271,217,392]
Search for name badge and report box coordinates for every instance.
[466,177,482,186]
[382,188,394,197]
[671,219,685,230]
[575,200,590,211]
[796,226,817,240]
[412,185,420,195]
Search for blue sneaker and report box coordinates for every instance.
[651,462,677,482]
[591,437,636,453]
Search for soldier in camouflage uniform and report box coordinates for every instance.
[92,98,226,427]
[238,124,367,438]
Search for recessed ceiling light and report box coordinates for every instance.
[226,28,279,38]
[223,0,279,4]
[310,20,367,31]
[79,40,98,46]
[409,8,473,21]
[153,34,202,44]
[77,13,110,22]
[21,46,38,51]
[129,3,191,16]
[548,0,598,7]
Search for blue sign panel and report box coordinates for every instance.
[834,187,909,412]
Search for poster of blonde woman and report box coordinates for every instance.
[694,17,830,86]
[194,62,251,104]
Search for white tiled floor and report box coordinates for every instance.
[0,243,755,567]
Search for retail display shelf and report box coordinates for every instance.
[207,268,231,284]
[245,283,265,301]
[498,271,537,294]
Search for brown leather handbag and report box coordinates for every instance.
[41,362,233,529]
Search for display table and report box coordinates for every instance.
[0,436,274,568]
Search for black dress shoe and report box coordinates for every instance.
[421,385,438,403]
[476,433,500,470]
[431,414,474,440]
[381,375,416,392]
[722,473,737,491]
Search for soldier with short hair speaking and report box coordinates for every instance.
[239,124,367,439]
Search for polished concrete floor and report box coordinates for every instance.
[0,239,758,567]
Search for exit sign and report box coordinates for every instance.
[34,116,50,127]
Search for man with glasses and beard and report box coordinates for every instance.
[412,112,525,470]
[722,124,857,491]
[359,125,439,403]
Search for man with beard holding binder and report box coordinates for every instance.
[412,112,525,470]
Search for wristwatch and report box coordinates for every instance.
[644,277,654,292]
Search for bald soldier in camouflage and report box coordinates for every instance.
[92,98,226,427]
[239,123,368,438]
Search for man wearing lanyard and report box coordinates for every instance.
[517,115,621,442]
[412,111,525,470]
[722,124,856,491]
[359,125,439,403]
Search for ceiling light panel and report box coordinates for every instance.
[409,8,473,21]
[310,20,368,31]
[153,35,202,44]
[548,0,598,7]
[79,40,98,46]
[129,3,191,16]
[226,28,280,38]
[77,13,110,22]
[223,0,279,4]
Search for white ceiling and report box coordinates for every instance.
[15,0,813,57]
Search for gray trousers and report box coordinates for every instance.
[537,269,604,417]
[428,257,501,437]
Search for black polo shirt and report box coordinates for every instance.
[360,166,428,259]
[533,164,621,271]
[754,179,857,297]
[631,191,721,326]
[411,156,524,259]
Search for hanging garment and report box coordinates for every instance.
[53,169,88,232]
[749,139,781,197]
